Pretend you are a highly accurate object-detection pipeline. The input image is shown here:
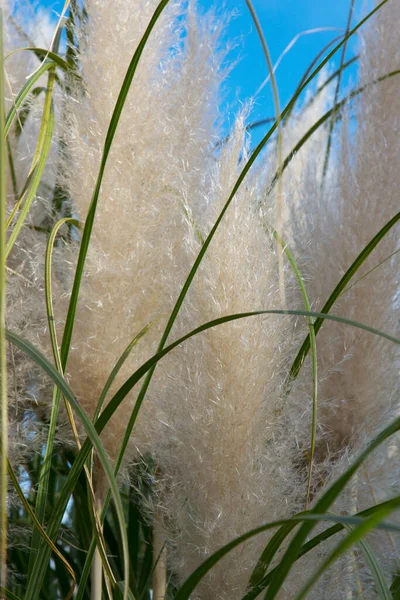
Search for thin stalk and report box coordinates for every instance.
[339,247,400,297]
[322,0,355,178]
[44,219,115,595]
[272,231,317,509]
[152,510,167,600]
[0,10,7,594]
[245,0,286,306]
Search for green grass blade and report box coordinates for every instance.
[0,9,8,592]
[264,425,400,599]
[273,231,317,509]
[245,0,286,306]
[391,574,400,598]
[5,60,58,136]
[322,0,355,177]
[267,69,400,195]
[5,47,70,71]
[59,0,172,371]
[288,210,400,383]
[172,512,400,600]
[0,588,22,600]
[247,521,300,591]
[7,460,76,599]
[293,503,400,600]
[93,322,154,422]
[5,78,55,257]
[103,308,398,435]
[245,499,400,599]
[341,521,392,600]
[27,218,79,581]
[4,335,130,600]
[14,86,46,137]
[19,71,58,581]
[339,247,400,298]
[6,136,17,199]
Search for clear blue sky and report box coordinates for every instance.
[39,0,366,133]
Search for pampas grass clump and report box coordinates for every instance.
[1,0,399,599]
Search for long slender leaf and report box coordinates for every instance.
[245,498,400,599]
[5,336,130,600]
[5,47,70,71]
[288,209,400,383]
[322,0,355,177]
[293,501,400,600]
[273,231,317,509]
[341,520,392,600]
[5,60,58,136]
[5,75,55,256]
[264,423,400,599]
[172,511,400,600]
[7,460,76,600]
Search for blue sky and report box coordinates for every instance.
[39,0,365,133]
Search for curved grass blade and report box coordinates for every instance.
[5,47,70,71]
[103,308,398,440]
[244,498,400,600]
[288,210,400,383]
[264,428,400,599]
[341,520,392,600]
[35,217,116,593]
[392,574,400,598]
[5,76,55,257]
[293,502,400,600]
[302,55,359,113]
[339,247,400,298]
[80,324,154,599]
[224,52,359,150]
[7,460,76,600]
[27,218,66,578]
[0,588,22,600]
[267,69,400,194]
[93,322,154,422]
[284,35,345,124]
[5,60,62,136]
[0,10,7,591]
[245,0,286,306]
[5,335,130,600]
[322,0,355,177]
[247,520,301,592]
[6,135,18,201]
[14,86,46,137]
[172,512,400,600]
[273,231,317,509]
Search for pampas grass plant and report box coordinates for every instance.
[1,0,399,599]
